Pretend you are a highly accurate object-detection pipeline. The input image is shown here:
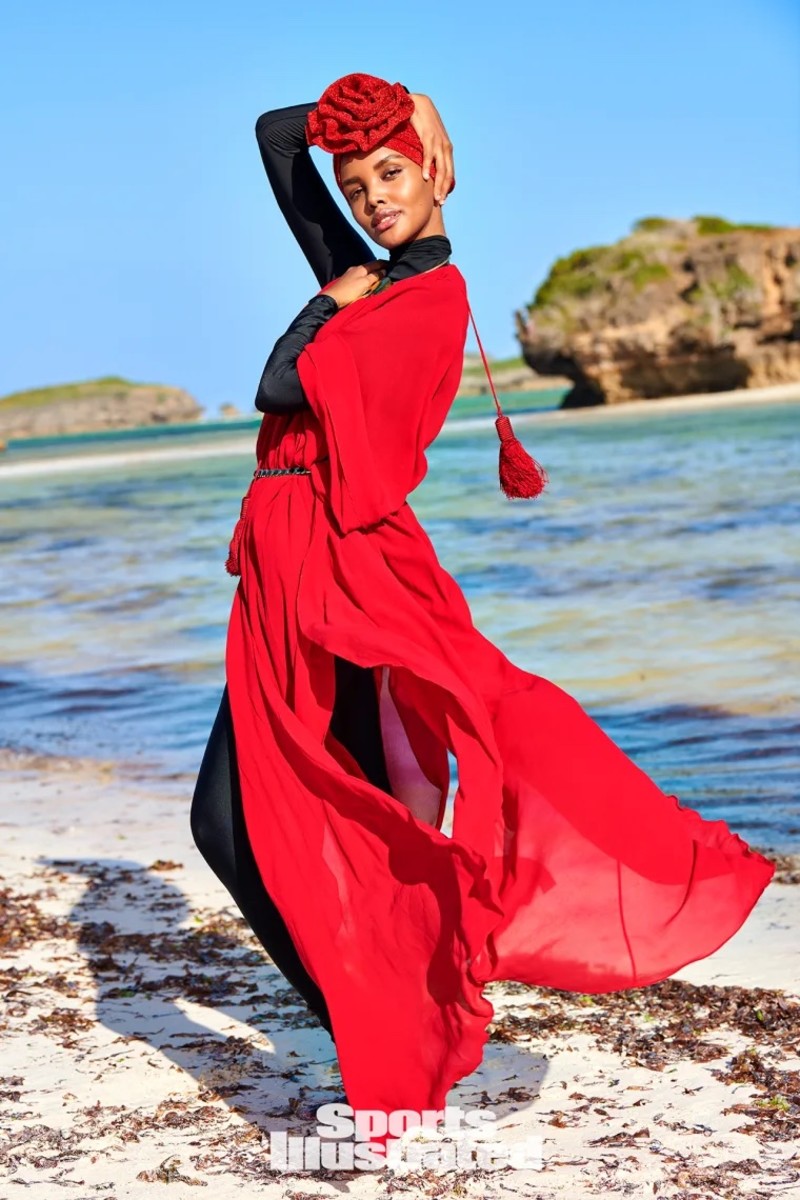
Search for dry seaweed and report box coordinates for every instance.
[136,1154,207,1185]
[488,977,798,1072]
[3,856,798,1196]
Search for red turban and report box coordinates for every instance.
[305,72,456,195]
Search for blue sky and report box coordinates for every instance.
[1,0,797,413]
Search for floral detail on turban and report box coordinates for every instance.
[305,72,455,195]
[306,73,414,156]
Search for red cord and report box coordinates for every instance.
[467,303,504,418]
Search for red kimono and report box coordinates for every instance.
[225,263,774,1124]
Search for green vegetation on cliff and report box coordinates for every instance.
[0,376,202,440]
[532,243,672,309]
[0,376,167,410]
[633,215,776,236]
[691,215,776,236]
[530,216,777,312]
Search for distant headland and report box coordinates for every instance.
[0,377,202,443]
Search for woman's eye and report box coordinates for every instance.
[349,168,401,203]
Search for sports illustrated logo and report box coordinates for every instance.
[265,1103,544,1173]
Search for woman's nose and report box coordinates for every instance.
[366,181,388,208]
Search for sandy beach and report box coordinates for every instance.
[448,380,800,433]
[1,750,797,1198]
[1,380,798,481]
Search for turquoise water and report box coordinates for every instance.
[1,389,564,459]
[1,396,798,850]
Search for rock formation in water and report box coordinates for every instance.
[0,377,202,441]
[514,216,800,406]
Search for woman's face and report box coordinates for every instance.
[338,145,445,249]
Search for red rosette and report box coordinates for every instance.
[305,72,414,156]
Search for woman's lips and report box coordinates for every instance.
[373,210,401,232]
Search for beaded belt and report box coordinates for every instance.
[253,466,311,478]
[225,465,311,576]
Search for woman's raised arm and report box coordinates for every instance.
[255,103,372,288]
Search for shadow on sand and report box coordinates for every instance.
[37,854,549,1136]
[38,855,344,1127]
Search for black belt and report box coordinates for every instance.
[253,466,311,478]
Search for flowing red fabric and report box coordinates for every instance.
[225,264,774,1138]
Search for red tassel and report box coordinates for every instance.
[467,300,549,501]
[495,413,549,499]
[225,486,253,576]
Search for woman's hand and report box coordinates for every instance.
[321,260,389,309]
[407,93,454,204]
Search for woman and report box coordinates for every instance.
[192,73,774,1128]
[191,78,459,1040]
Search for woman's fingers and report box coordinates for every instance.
[407,93,454,195]
[425,110,454,202]
[421,134,433,183]
[361,260,388,295]
[432,136,446,203]
[407,94,429,179]
[439,135,454,202]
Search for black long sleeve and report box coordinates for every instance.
[255,293,337,413]
[252,98,451,416]
[255,103,372,289]
[254,103,377,414]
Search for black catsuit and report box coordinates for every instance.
[190,100,452,1036]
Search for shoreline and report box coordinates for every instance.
[3,741,799,860]
[1,754,798,1196]
[452,378,800,433]
[0,381,798,481]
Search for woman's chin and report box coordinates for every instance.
[370,226,403,248]
[367,216,419,248]
[365,215,430,249]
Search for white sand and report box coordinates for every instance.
[1,381,797,481]
[456,379,800,433]
[1,753,798,1198]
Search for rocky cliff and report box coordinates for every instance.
[0,377,202,441]
[515,217,800,406]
